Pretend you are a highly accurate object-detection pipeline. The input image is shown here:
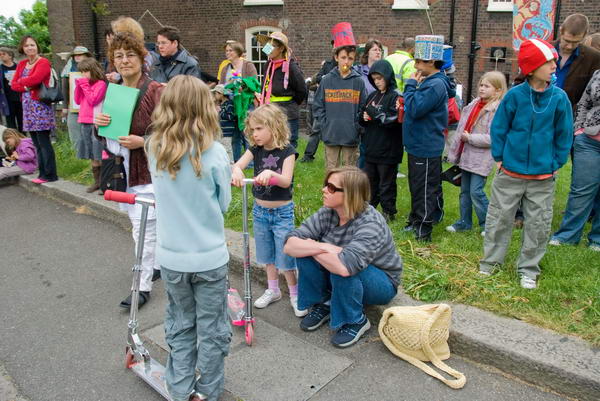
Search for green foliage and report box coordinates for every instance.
[86,0,111,16]
[0,1,51,54]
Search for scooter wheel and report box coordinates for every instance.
[245,323,254,346]
[125,347,135,369]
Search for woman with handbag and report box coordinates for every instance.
[95,32,164,309]
[284,166,402,348]
[11,35,58,184]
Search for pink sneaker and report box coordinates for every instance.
[31,178,49,184]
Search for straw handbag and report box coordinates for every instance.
[378,304,466,389]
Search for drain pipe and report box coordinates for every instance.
[448,0,457,46]
[553,0,562,40]
[466,0,481,102]
[91,9,100,58]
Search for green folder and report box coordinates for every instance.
[98,83,140,140]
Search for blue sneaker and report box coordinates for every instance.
[331,317,371,348]
[299,304,330,331]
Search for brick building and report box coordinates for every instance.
[49,0,599,102]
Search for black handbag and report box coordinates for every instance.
[441,165,462,187]
[39,68,64,105]
[100,153,127,192]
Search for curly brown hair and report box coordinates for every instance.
[108,32,148,67]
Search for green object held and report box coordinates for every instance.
[225,76,261,132]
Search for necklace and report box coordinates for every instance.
[27,56,39,66]
[529,84,555,114]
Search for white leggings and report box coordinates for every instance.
[130,216,157,292]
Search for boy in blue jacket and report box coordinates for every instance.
[403,35,455,241]
[479,39,573,289]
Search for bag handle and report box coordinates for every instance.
[381,304,466,389]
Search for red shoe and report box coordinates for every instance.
[31,178,49,184]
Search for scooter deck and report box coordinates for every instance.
[129,357,172,400]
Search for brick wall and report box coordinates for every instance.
[61,0,600,102]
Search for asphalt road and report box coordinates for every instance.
[0,185,569,401]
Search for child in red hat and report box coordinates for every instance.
[313,22,367,169]
[479,39,573,289]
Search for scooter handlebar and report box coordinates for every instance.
[104,190,136,204]
[241,177,278,186]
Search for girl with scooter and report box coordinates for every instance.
[231,104,305,317]
[147,74,232,401]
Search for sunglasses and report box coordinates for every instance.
[324,182,344,194]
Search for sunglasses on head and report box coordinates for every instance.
[324,181,344,193]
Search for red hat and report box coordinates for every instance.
[331,22,356,49]
[518,39,558,76]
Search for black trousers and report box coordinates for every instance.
[30,130,58,181]
[303,131,321,159]
[5,101,23,132]
[407,154,444,239]
[363,161,398,216]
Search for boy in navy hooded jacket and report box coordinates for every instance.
[403,35,455,242]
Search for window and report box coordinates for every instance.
[243,0,284,5]
[392,0,429,10]
[245,26,282,82]
[487,0,513,12]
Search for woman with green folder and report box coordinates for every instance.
[95,32,164,309]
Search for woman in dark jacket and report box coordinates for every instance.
[256,32,307,149]
[358,59,402,222]
[11,35,57,184]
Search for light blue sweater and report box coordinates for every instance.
[149,142,232,273]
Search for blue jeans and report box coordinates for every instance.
[297,257,397,329]
[552,135,600,246]
[453,171,488,230]
[162,265,231,401]
[252,202,297,270]
[231,127,249,162]
[288,119,299,149]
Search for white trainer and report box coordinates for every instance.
[254,289,282,308]
[520,275,537,290]
[548,239,561,246]
[589,244,600,252]
[481,231,485,237]
[290,295,308,317]
[446,225,457,233]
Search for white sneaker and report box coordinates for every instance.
[397,172,406,178]
[446,225,457,233]
[548,239,561,246]
[520,275,537,290]
[290,296,308,317]
[589,244,600,252]
[478,270,491,276]
[254,289,282,308]
[481,231,485,237]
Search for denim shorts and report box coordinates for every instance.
[252,201,297,270]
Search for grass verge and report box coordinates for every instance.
[54,131,600,345]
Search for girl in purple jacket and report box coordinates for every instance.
[446,71,507,235]
[0,128,37,180]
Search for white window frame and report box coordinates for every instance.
[392,0,429,10]
[243,0,284,6]
[245,26,282,82]
[487,0,513,12]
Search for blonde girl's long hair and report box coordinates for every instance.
[147,75,222,179]
[244,104,290,149]
[2,128,25,154]
[480,71,508,104]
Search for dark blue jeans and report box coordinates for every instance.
[288,118,299,150]
[297,257,397,329]
[453,171,488,230]
[231,128,249,163]
[552,134,600,246]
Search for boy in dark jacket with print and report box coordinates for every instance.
[403,35,455,242]
[313,23,367,170]
[359,59,401,222]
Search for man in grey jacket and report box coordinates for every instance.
[150,26,201,83]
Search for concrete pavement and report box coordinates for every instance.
[6,175,600,400]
